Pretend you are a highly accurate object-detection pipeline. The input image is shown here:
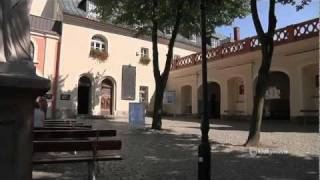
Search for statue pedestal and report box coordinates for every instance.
[0,63,50,180]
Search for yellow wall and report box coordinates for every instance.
[57,22,196,116]
[167,36,319,120]
[30,0,48,17]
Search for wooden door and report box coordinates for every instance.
[101,86,112,116]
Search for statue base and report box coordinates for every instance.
[0,61,50,180]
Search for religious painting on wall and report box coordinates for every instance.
[239,84,245,95]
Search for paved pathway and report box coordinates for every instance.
[33,117,319,180]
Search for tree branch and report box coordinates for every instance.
[250,0,265,44]
[267,0,277,35]
[267,0,277,57]
[161,1,184,80]
[152,0,160,81]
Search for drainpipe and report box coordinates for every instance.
[52,40,61,119]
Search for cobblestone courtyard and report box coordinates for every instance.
[33,117,319,180]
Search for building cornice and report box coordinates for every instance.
[171,18,320,71]
[62,13,201,52]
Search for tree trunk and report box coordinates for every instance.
[245,0,276,146]
[150,0,184,130]
[152,81,165,129]
[245,72,268,146]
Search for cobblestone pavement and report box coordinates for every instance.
[33,117,319,180]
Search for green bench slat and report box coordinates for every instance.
[34,129,116,139]
[34,140,122,152]
[33,154,122,164]
[34,127,91,130]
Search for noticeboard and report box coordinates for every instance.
[122,65,136,100]
[44,93,53,100]
[60,94,71,101]
[163,91,176,105]
[129,103,145,127]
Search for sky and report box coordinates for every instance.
[215,0,319,39]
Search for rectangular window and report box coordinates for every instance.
[174,55,181,60]
[87,1,99,19]
[141,48,149,57]
[139,86,149,106]
[189,34,197,42]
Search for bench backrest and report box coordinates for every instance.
[34,129,116,140]
[43,124,92,128]
[33,140,121,152]
[34,127,92,130]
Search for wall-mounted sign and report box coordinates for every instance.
[129,103,145,127]
[121,65,136,100]
[44,93,53,100]
[163,91,176,104]
[60,94,71,100]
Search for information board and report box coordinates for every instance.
[163,91,176,104]
[129,103,145,127]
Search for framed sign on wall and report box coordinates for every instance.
[121,65,136,100]
[60,94,71,101]
[163,91,176,105]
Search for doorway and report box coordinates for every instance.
[198,82,221,119]
[77,76,91,115]
[254,71,290,120]
[101,78,114,116]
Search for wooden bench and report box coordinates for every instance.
[44,120,77,125]
[223,110,245,120]
[34,129,116,140]
[34,126,92,130]
[43,120,91,128]
[300,109,319,125]
[33,129,122,180]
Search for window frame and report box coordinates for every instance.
[141,47,149,58]
[173,54,181,60]
[139,86,149,105]
[86,0,99,19]
[30,40,38,63]
[91,36,107,52]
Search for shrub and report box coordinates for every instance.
[89,49,109,61]
[139,56,151,65]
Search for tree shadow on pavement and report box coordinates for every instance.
[33,120,319,180]
[184,119,318,133]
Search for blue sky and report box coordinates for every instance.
[216,0,319,39]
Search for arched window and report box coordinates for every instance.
[91,36,107,52]
[90,35,109,61]
[30,42,35,61]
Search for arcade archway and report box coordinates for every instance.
[198,82,221,119]
[181,85,192,114]
[254,71,290,120]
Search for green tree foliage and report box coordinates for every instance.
[95,0,250,129]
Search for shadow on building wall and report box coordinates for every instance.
[48,70,116,119]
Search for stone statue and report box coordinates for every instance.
[0,0,33,62]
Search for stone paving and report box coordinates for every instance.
[33,117,319,180]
